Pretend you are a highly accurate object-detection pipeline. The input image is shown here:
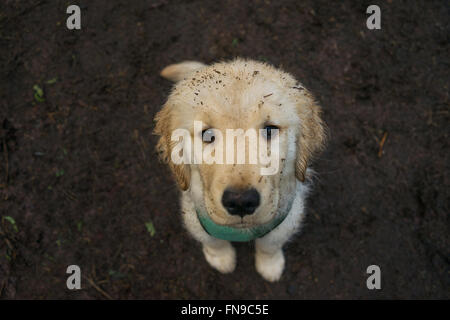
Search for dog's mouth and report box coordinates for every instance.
[197,209,291,242]
[205,213,257,229]
[210,214,277,229]
[225,221,255,229]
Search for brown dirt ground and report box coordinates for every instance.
[0,0,448,299]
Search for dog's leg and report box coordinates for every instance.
[255,236,286,282]
[181,193,236,274]
[202,238,236,274]
[255,182,307,282]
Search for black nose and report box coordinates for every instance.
[221,188,260,217]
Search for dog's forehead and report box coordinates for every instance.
[180,69,286,113]
[169,60,310,129]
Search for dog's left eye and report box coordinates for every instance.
[262,125,279,140]
[202,128,216,143]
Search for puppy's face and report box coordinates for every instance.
[155,60,325,227]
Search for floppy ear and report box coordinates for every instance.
[160,61,206,82]
[295,92,326,182]
[154,104,191,191]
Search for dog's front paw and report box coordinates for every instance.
[255,249,285,282]
[202,242,236,274]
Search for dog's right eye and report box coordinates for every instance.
[202,128,215,143]
[262,125,279,140]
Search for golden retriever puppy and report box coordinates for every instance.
[154,59,325,281]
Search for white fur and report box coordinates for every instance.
[182,172,308,281]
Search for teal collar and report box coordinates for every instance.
[196,209,289,242]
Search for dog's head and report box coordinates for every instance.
[154,59,325,227]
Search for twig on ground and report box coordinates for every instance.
[378,132,388,158]
[86,277,113,300]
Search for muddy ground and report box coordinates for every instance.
[0,0,448,299]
